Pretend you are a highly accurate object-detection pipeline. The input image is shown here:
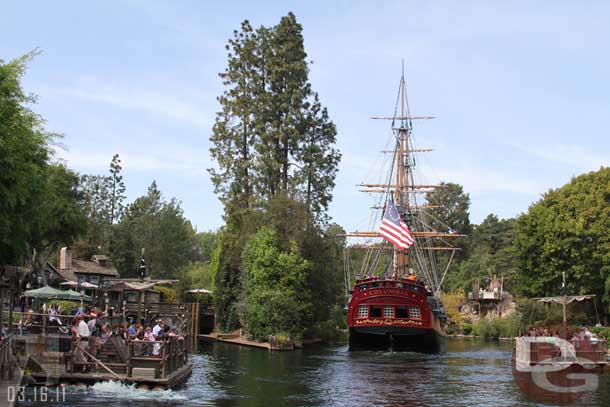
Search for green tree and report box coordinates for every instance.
[196,230,219,263]
[111,182,196,279]
[210,20,260,210]
[0,52,53,264]
[514,168,610,311]
[212,224,246,332]
[425,182,472,235]
[23,164,86,286]
[209,13,343,335]
[242,226,312,340]
[210,13,340,219]
[0,52,86,286]
[292,95,340,219]
[444,214,517,293]
[108,153,126,226]
[78,174,112,254]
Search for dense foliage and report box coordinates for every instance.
[514,168,610,309]
[444,214,517,293]
[0,53,86,287]
[242,227,312,341]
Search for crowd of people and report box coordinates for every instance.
[14,303,185,372]
[520,326,603,345]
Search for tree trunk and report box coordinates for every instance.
[25,242,56,287]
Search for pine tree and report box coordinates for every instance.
[293,94,340,219]
[108,153,126,225]
[209,13,342,333]
[210,13,340,218]
[210,20,260,211]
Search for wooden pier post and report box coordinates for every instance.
[0,289,4,334]
[8,289,13,333]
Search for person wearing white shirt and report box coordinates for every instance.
[77,319,91,338]
[73,316,91,372]
[152,320,163,338]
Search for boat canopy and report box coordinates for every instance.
[532,295,596,304]
[186,288,213,294]
[24,286,92,301]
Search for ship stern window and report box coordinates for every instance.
[370,306,382,317]
[357,305,368,318]
[396,306,408,318]
[359,284,368,292]
[384,306,394,317]
[409,306,422,320]
[371,282,380,288]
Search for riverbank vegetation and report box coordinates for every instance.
[424,168,610,335]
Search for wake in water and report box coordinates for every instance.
[86,381,187,401]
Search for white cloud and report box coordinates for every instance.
[58,145,209,176]
[41,84,212,129]
[509,142,610,171]
[427,164,547,195]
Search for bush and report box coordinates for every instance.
[495,312,521,338]
[48,300,79,315]
[473,318,499,340]
[155,286,178,302]
[242,227,313,341]
[461,322,473,335]
[590,326,610,346]
[472,313,521,341]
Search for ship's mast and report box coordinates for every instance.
[341,64,463,293]
[395,64,410,277]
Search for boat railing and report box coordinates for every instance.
[1,310,126,336]
[127,338,188,379]
[515,336,607,365]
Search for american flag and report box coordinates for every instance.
[378,200,414,250]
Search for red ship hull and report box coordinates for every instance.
[347,277,447,353]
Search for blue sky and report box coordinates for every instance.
[2,1,610,234]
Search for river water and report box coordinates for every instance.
[19,339,610,406]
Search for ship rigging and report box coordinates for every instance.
[344,64,463,352]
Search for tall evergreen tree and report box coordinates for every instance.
[210,13,340,219]
[210,20,260,211]
[108,153,126,226]
[209,13,342,334]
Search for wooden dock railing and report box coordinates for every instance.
[127,338,188,380]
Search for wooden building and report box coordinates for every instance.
[53,247,119,287]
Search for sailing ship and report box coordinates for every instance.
[344,67,462,353]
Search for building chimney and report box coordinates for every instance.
[59,247,72,270]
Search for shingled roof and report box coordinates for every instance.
[54,267,77,282]
[72,259,119,277]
